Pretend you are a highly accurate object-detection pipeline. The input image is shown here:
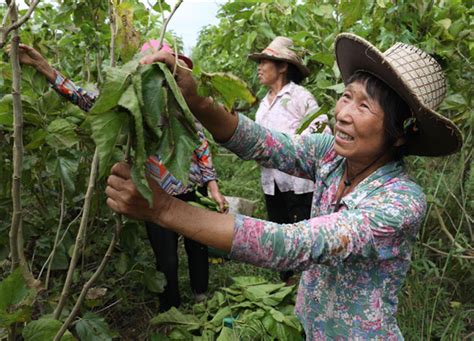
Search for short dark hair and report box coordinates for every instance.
[274,61,304,84]
[346,71,411,159]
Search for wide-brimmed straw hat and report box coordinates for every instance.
[249,36,310,78]
[335,33,462,157]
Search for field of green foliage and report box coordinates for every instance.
[0,0,472,340]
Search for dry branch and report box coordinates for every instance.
[157,0,183,50]
[45,179,66,289]
[53,219,123,341]
[53,149,100,319]
[7,0,40,290]
[0,0,41,48]
[108,0,117,67]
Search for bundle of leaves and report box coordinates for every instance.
[88,58,200,204]
[150,276,302,340]
[89,58,256,205]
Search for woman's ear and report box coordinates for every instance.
[278,62,288,75]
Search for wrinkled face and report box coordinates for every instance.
[334,81,387,165]
[257,59,284,86]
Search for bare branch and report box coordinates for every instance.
[53,149,100,320]
[8,0,40,290]
[1,1,14,28]
[54,217,123,341]
[0,0,41,48]
[108,0,117,67]
[157,0,183,50]
[38,206,84,280]
[45,179,66,290]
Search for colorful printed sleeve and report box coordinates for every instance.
[194,123,218,183]
[51,70,98,112]
[222,114,334,181]
[230,181,426,270]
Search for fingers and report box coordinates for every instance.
[214,195,229,214]
[110,162,132,180]
[106,173,129,193]
[105,174,145,216]
[140,50,175,67]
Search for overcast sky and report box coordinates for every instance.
[17,0,224,53]
[167,1,224,53]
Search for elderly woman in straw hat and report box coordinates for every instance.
[106,33,462,339]
[250,36,331,283]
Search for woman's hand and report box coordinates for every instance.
[140,51,203,111]
[6,44,56,83]
[106,162,235,252]
[140,50,238,143]
[105,162,172,224]
[207,180,229,213]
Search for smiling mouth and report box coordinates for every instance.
[336,131,354,141]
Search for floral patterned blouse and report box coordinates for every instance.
[224,115,427,340]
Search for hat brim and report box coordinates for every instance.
[335,33,462,157]
[248,52,310,78]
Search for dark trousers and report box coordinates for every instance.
[264,183,312,281]
[145,188,209,312]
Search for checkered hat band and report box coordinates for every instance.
[385,43,446,110]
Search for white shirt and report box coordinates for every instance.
[255,82,331,195]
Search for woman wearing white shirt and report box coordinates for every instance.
[249,37,331,282]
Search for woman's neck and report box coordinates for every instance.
[268,79,288,102]
[345,152,393,187]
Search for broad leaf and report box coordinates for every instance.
[55,152,80,193]
[0,112,13,126]
[150,307,201,328]
[296,104,331,134]
[232,276,267,288]
[0,269,33,310]
[0,95,13,126]
[90,67,132,114]
[338,0,365,28]
[156,63,197,133]
[39,89,64,114]
[118,85,152,204]
[89,110,129,177]
[46,118,79,149]
[0,269,36,327]
[142,268,166,293]
[198,72,256,111]
[216,326,237,341]
[25,129,48,150]
[310,52,334,67]
[115,1,141,63]
[141,64,166,140]
[23,318,76,341]
[208,306,232,328]
[46,151,80,192]
[156,99,197,186]
[75,312,116,341]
